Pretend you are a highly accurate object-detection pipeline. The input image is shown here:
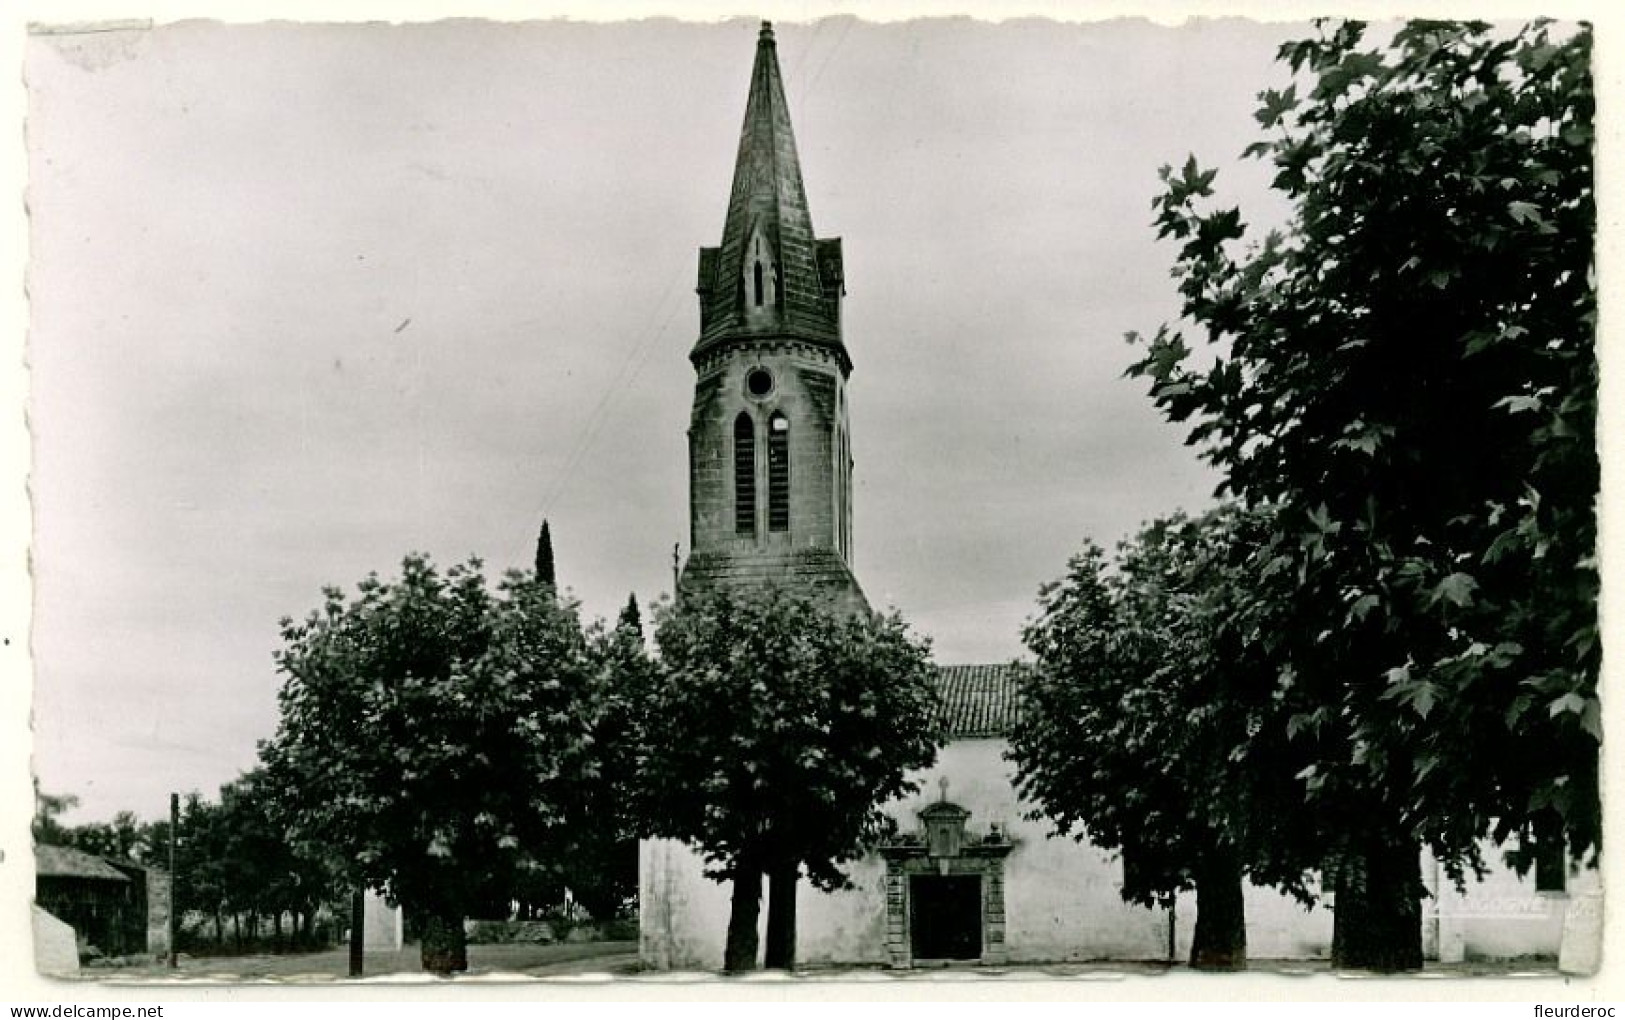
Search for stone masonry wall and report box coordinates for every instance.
[688,342,850,563]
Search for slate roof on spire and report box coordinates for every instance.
[695,21,846,362]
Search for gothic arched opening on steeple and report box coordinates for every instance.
[768,412,790,532]
[735,412,757,534]
[679,17,864,613]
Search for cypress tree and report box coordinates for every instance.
[534,520,556,588]
[617,592,643,640]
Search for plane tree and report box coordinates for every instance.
[260,556,605,974]
[640,585,942,972]
[1126,19,1596,969]
[1011,506,1309,970]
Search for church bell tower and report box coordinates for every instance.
[680,21,866,612]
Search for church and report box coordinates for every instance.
[637,22,1586,971]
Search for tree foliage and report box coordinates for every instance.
[31,781,80,846]
[176,775,342,949]
[33,781,343,952]
[56,811,154,863]
[33,783,168,871]
[551,602,653,921]
[1011,507,1305,968]
[641,585,942,969]
[1126,20,1595,968]
[259,555,605,973]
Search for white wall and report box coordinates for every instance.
[639,737,1168,969]
[637,739,1578,970]
[899,739,1168,962]
[363,889,403,952]
[639,838,735,972]
[1425,846,1592,962]
[1168,882,1334,962]
[33,906,79,978]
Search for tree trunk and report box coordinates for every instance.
[419,907,469,976]
[1189,848,1247,971]
[763,861,799,970]
[723,859,763,973]
[232,913,242,951]
[1331,833,1425,972]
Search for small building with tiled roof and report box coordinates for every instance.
[35,844,132,883]
[35,845,162,960]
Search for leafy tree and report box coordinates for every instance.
[30,780,340,952]
[1012,507,1309,970]
[484,574,641,926]
[260,555,600,974]
[535,520,556,589]
[550,606,654,922]
[641,585,942,971]
[1127,20,1595,969]
[172,792,234,947]
[56,812,128,860]
[208,771,342,948]
[70,812,154,862]
[31,781,78,845]
[34,784,169,871]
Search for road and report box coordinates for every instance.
[98,940,639,981]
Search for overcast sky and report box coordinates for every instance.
[26,16,1327,823]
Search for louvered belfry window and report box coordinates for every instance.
[768,413,790,532]
[735,412,756,534]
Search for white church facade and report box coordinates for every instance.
[638,23,1590,972]
[641,671,1583,970]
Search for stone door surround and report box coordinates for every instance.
[878,799,1013,968]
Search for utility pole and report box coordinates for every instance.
[671,542,681,599]
[348,889,365,977]
[167,793,178,969]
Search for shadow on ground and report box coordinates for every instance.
[83,944,1562,984]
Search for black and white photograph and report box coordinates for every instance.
[10,2,1609,1000]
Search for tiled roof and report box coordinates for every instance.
[935,663,1031,738]
[34,844,131,882]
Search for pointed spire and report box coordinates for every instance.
[695,21,846,364]
[722,22,814,268]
